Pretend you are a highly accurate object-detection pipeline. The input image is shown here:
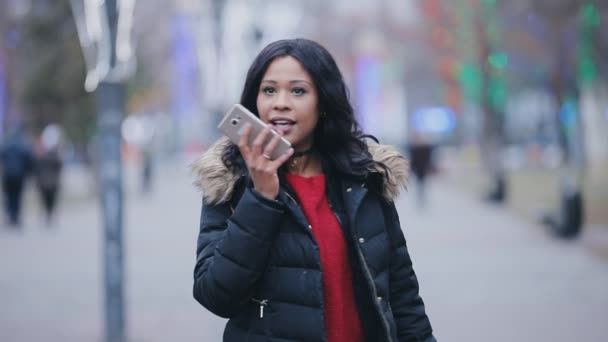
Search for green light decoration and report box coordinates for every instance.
[577,3,600,84]
[578,57,597,83]
[488,53,508,69]
[581,3,600,27]
[488,76,506,112]
[458,62,482,102]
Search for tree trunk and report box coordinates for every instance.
[476,3,507,203]
[543,22,585,238]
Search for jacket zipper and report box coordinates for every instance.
[356,244,395,342]
[251,298,269,318]
[284,191,297,206]
[284,190,329,340]
[329,203,343,226]
[283,191,312,232]
[330,198,394,342]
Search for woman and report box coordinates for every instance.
[192,39,435,342]
[34,146,62,225]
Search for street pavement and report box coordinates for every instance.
[1,162,607,342]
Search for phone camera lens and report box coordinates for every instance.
[230,118,239,126]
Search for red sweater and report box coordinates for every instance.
[286,173,365,342]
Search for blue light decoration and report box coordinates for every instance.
[559,100,578,130]
[0,52,5,138]
[411,106,457,134]
[355,56,381,134]
[171,15,201,122]
[559,98,584,164]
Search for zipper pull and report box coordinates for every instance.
[284,191,296,204]
[259,300,268,318]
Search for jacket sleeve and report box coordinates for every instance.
[383,201,436,342]
[193,187,285,318]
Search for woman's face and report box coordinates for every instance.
[256,56,319,152]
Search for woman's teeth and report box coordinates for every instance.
[270,122,293,135]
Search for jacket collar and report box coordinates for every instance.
[191,136,409,204]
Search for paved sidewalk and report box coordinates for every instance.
[402,180,608,342]
[1,164,607,341]
[0,163,224,342]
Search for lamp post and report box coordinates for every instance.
[70,0,136,340]
[97,1,126,340]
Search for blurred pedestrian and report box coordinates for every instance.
[407,132,435,208]
[140,144,154,194]
[0,127,34,227]
[191,39,435,342]
[34,124,64,226]
[34,147,62,226]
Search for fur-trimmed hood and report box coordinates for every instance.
[191,136,409,204]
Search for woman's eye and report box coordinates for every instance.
[292,88,306,96]
[262,87,275,95]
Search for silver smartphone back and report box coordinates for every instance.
[218,104,292,161]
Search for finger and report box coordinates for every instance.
[262,131,282,158]
[271,148,295,168]
[237,124,252,155]
[251,126,271,157]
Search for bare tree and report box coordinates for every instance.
[470,0,509,203]
[533,0,586,238]
[7,1,94,154]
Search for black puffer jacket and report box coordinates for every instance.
[192,137,435,342]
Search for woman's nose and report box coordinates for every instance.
[272,90,291,111]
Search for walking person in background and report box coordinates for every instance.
[34,124,64,226]
[140,144,154,194]
[34,147,62,226]
[192,39,435,341]
[407,132,436,209]
[0,126,34,227]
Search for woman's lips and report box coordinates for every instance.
[270,123,293,136]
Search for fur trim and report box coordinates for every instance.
[367,141,409,201]
[190,137,239,204]
[191,137,409,204]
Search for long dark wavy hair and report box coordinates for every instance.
[222,38,389,184]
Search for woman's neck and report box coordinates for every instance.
[286,152,322,177]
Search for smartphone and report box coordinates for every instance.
[218,104,292,161]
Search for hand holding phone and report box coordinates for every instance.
[218,104,291,161]
[218,104,294,199]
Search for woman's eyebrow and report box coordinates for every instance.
[260,80,312,85]
[289,80,312,85]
